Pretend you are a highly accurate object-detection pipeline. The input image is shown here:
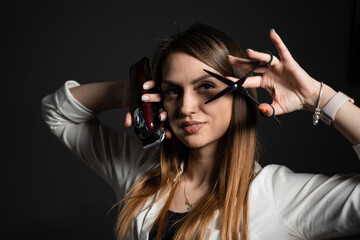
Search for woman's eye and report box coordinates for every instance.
[163,87,179,95]
[198,83,215,91]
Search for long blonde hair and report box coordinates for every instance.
[115,23,258,240]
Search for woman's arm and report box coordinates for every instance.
[69,80,130,112]
[257,165,360,239]
[41,80,160,199]
[331,95,360,145]
[227,29,360,145]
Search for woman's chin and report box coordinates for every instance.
[176,135,216,150]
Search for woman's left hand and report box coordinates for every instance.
[227,29,323,117]
[125,80,172,139]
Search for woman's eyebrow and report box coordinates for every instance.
[161,80,180,87]
[162,74,215,85]
[191,74,214,84]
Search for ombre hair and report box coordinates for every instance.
[115,23,258,240]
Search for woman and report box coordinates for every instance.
[42,24,360,239]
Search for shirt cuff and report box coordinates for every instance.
[353,144,360,161]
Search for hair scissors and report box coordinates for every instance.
[203,52,281,124]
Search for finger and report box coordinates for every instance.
[228,56,260,71]
[245,49,280,65]
[165,130,172,139]
[125,112,133,127]
[224,76,238,83]
[159,111,167,121]
[227,55,270,74]
[241,76,262,89]
[141,93,162,102]
[258,103,275,117]
[269,29,293,61]
[143,80,156,90]
[227,55,262,70]
[258,102,285,117]
[228,55,254,66]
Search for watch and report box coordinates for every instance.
[320,91,354,125]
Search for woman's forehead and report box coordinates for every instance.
[162,52,220,83]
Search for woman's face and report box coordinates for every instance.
[162,52,233,149]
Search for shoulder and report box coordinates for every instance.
[253,164,295,182]
[251,164,292,195]
[251,164,329,201]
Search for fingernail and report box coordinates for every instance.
[168,132,172,140]
[124,121,129,127]
[160,114,166,121]
[143,83,150,90]
[141,95,150,101]
[246,48,254,52]
[225,76,230,79]
[228,55,234,58]
[270,28,275,32]
[258,107,267,113]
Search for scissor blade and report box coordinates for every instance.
[203,69,234,86]
[204,69,248,88]
[204,86,236,104]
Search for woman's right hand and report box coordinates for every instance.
[124,80,172,139]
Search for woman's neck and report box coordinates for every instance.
[185,142,220,188]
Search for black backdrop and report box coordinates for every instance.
[3,0,360,239]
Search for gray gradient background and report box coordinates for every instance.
[3,0,360,239]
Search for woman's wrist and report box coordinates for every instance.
[303,82,337,112]
[320,91,355,126]
[318,84,337,110]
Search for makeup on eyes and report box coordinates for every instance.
[196,82,216,91]
[162,72,219,85]
[162,76,220,92]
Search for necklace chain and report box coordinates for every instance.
[183,176,193,211]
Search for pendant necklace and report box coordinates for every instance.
[183,176,193,211]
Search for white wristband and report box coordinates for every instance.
[320,91,354,125]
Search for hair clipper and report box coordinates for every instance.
[129,57,165,149]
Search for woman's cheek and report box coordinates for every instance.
[163,102,171,117]
[162,103,174,131]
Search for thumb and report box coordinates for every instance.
[258,102,282,117]
[125,112,133,127]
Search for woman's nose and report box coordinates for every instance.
[180,91,199,115]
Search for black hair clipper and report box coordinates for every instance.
[129,57,165,149]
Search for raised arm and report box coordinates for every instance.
[69,80,130,112]
[41,80,161,199]
[227,29,360,145]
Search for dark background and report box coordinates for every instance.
[3,0,360,239]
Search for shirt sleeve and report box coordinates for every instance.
[41,80,160,200]
[266,165,360,239]
[353,144,360,160]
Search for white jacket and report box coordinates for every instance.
[41,81,360,239]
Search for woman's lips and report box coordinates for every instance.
[180,121,206,134]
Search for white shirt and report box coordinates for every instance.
[41,81,360,239]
